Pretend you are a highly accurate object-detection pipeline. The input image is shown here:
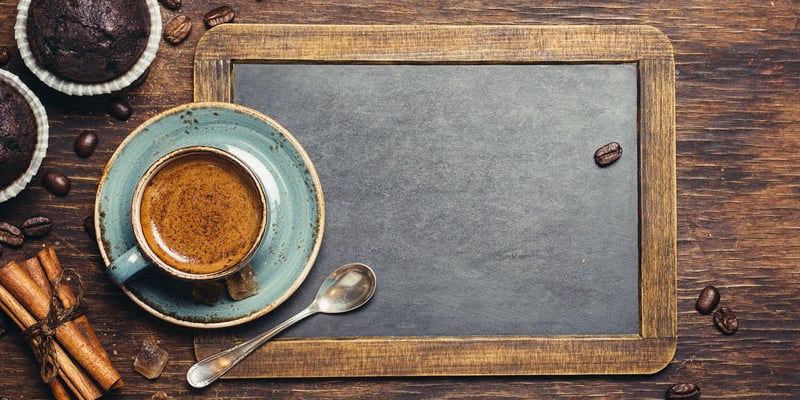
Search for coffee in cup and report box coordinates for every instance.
[107,146,268,284]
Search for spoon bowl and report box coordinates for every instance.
[186,263,376,388]
[313,263,376,314]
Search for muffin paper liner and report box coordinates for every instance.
[15,0,162,96]
[0,69,49,203]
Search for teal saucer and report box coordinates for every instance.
[95,102,324,328]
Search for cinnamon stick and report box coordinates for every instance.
[48,379,73,400]
[0,284,101,400]
[0,261,122,391]
[19,258,75,400]
[20,258,53,298]
[36,248,75,307]
[37,248,114,367]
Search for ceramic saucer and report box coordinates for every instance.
[95,102,324,328]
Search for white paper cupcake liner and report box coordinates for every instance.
[14,0,162,96]
[0,69,49,203]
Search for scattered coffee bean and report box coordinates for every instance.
[106,97,132,121]
[665,383,701,400]
[204,5,235,28]
[695,285,720,314]
[0,47,9,65]
[151,391,175,400]
[74,131,99,157]
[22,216,52,237]
[158,0,181,9]
[42,171,71,196]
[594,142,623,166]
[714,306,739,334]
[164,15,192,44]
[84,214,96,238]
[0,221,24,247]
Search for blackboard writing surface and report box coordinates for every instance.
[233,63,640,337]
[193,24,676,377]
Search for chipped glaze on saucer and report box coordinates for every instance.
[95,102,324,328]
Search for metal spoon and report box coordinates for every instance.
[186,263,377,388]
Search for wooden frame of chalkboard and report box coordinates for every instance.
[193,24,675,377]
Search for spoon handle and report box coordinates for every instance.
[186,305,317,388]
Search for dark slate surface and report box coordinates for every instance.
[232,63,639,337]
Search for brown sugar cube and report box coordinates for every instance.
[225,264,260,301]
[192,281,224,305]
[133,339,169,379]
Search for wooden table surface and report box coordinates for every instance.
[1,1,798,398]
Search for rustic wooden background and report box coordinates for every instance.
[1,1,798,398]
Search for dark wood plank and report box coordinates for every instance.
[0,1,798,398]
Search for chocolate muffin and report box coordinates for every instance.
[0,79,37,190]
[26,0,151,83]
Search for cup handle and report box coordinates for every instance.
[107,246,149,284]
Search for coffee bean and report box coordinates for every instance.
[714,306,739,334]
[665,383,701,400]
[74,131,99,157]
[22,216,52,237]
[695,285,720,314]
[106,97,132,121]
[42,171,71,196]
[158,0,181,9]
[204,5,235,28]
[594,142,622,166]
[164,15,192,44]
[83,214,96,238]
[0,47,9,65]
[0,221,24,247]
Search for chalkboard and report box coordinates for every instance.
[234,63,639,337]
[194,24,676,377]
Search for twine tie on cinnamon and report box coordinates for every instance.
[22,268,84,383]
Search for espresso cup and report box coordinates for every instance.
[107,146,268,284]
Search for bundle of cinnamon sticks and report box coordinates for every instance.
[0,247,123,400]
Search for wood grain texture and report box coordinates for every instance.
[194,24,674,102]
[193,23,676,377]
[195,335,676,378]
[0,0,798,398]
[639,57,678,340]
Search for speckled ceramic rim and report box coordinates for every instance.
[14,0,162,96]
[130,146,269,281]
[0,69,48,203]
[95,102,325,328]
